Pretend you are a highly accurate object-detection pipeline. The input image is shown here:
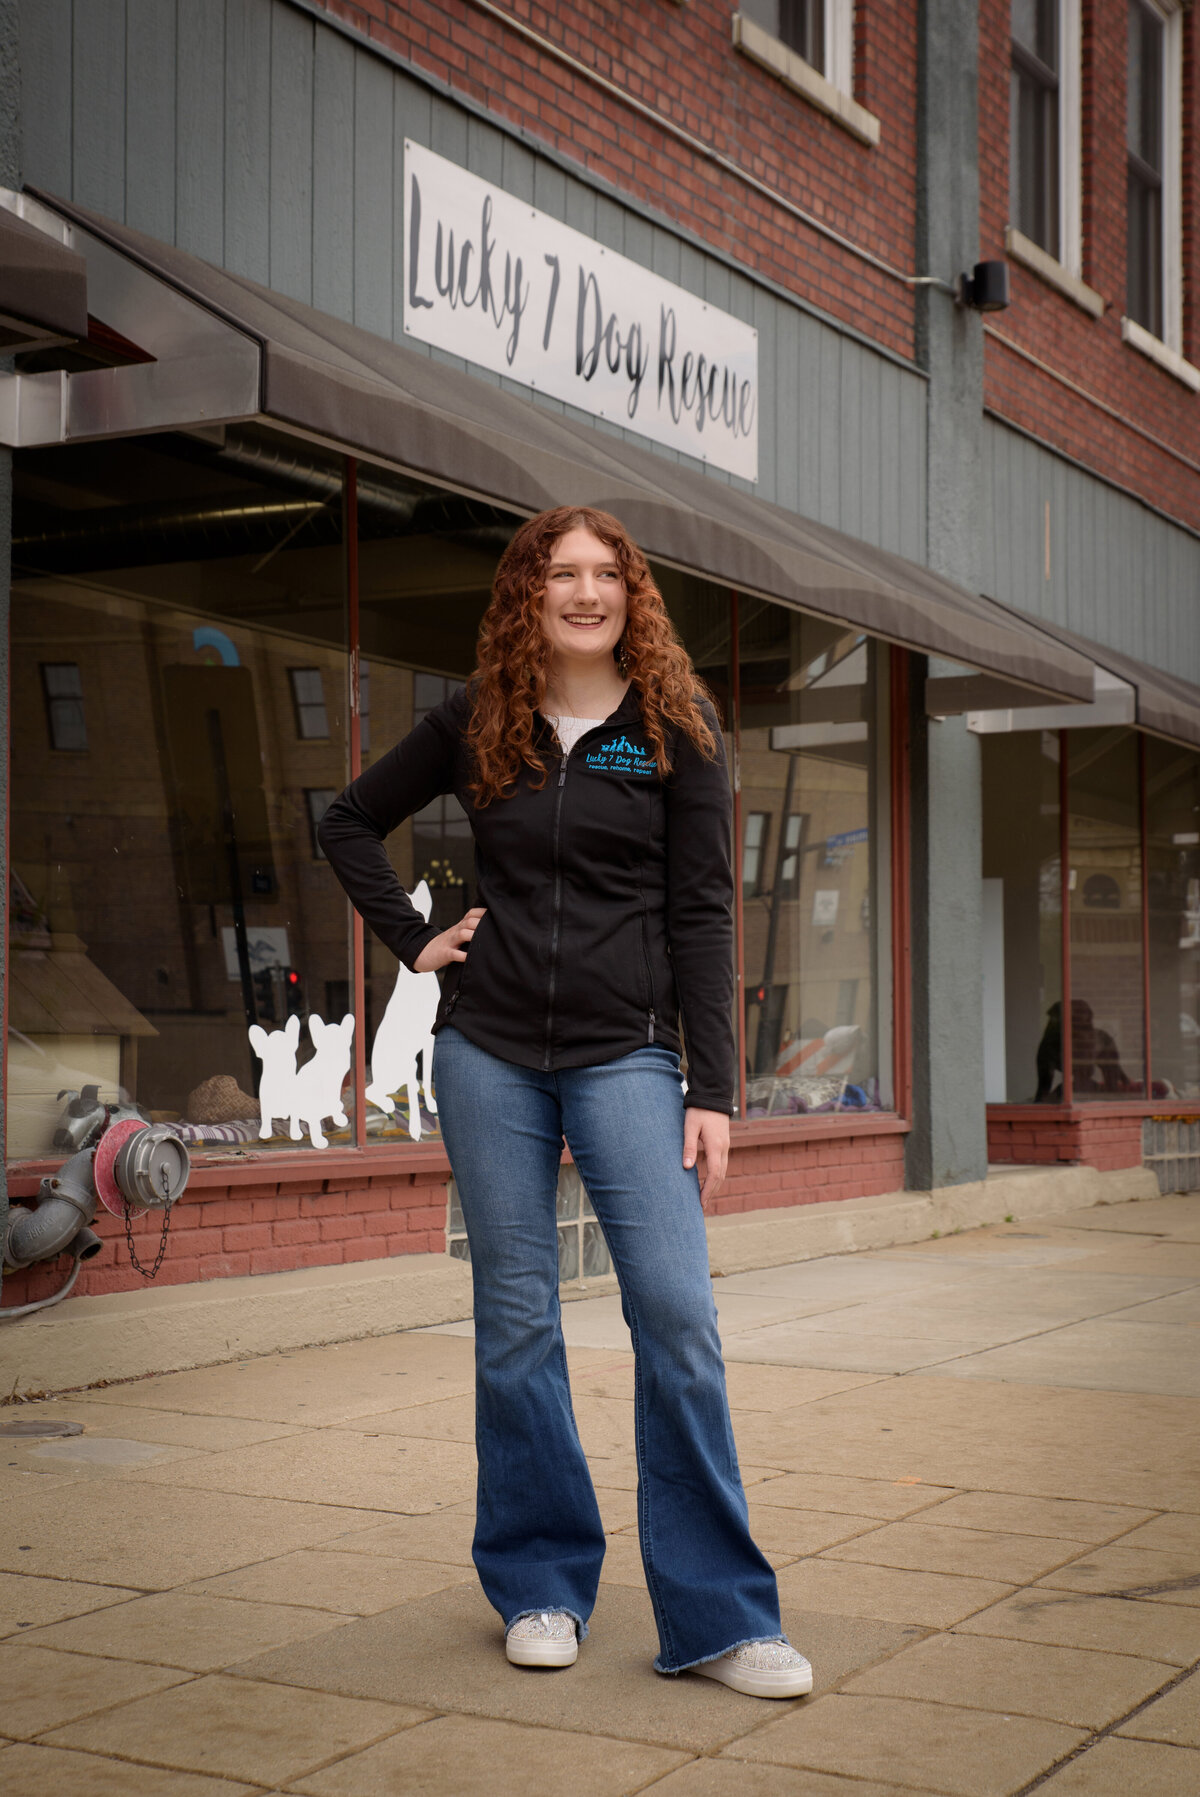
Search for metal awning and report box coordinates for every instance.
[1,189,1097,706]
[969,605,1200,750]
[0,206,88,350]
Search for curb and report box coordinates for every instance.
[0,1162,1160,1397]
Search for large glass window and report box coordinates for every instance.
[1068,728,1145,1099]
[981,730,1063,1102]
[9,426,352,1158]
[8,434,895,1162]
[738,606,888,1116]
[1011,0,1061,256]
[1146,738,1200,1099]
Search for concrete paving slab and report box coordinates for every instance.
[41,1674,424,1786]
[720,1323,985,1373]
[185,1547,473,1613]
[18,1590,350,1670]
[1051,1196,1200,1237]
[315,1509,478,1567]
[823,1519,1093,1584]
[126,1426,477,1514]
[1117,1668,1200,1745]
[1106,1284,1200,1323]
[1064,1242,1200,1276]
[84,1332,476,1426]
[1035,1544,1200,1605]
[0,1642,188,1738]
[0,1742,261,1797]
[715,1255,992,1299]
[958,1588,1200,1662]
[916,1491,1155,1541]
[744,1501,884,1556]
[5,1398,302,1451]
[226,1579,911,1753]
[722,1691,1084,1793]
[1119,1514,1200,1554]
[289,1711,689,1795]
[20,1436,201,1470]
[928,1318,1200,1397]
[0,1481,383,1588]
[640,1762,914,1797]
[1036,1734,1200,1792]
[840,1629,1175,1727]
[774,1557,1013,1627]
[733,1376,1200,1508]
[750,1471,957,1519]
[0,1573,141,1640]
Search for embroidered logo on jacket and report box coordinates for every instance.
[583,734,657,778]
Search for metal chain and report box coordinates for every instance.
[122,1163,174,1280]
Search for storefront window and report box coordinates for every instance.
[9,426,352,1158]
[1146,736,1200,1099]
[737,605,888,1116]
[1067,727,1145,1098]
[980,730,1063,1101]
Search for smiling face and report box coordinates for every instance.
[540,527,628,671]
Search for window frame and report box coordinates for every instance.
[1008,0,1083,281]
[1124,0,1184,355]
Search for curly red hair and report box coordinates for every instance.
[467,506,717,805]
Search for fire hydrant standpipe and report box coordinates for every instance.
[1,1124,191,1320]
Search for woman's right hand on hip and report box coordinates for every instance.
[414,907,487,973]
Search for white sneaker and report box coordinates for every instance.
[692,1639,813,1698]
[505,1610,579,1668]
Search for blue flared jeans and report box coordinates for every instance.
[431,1025,783,1673]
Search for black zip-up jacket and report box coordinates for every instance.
[317,684,736,1113]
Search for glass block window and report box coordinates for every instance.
[447,1163,612,1282]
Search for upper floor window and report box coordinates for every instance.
[738,0,852,93]
[1126,0,1182,348]
[289,667,330,740]
[1011,0,1060,256]
[41,662,88,752]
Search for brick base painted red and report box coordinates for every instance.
[3,1120,909,1310]
[987,1106,1148,1173]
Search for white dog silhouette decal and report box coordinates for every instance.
[291,1013,355,1150]
[248,1012,301,1141]
[366,880,440,1142]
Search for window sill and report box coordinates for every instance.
[731,14,880,147]
[1120,316,1200,392]
[1004,227,1104,319]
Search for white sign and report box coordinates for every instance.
[403,141,759,481]
[812,890,840,928]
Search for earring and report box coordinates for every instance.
[615,640,631,678]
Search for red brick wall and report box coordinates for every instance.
[1,1124,907,1307]
[979,0,1200,531]
[987,1107,1146,1171]
[313,0,920,358]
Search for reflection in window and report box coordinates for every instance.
[306,788,337,859]
[1127,0,1165,337]
[981,731,1063,1101]
[737,606,886,1116]
[41,662,88,751]
[9,425,351,1157]
[1068,728,1144,1099]
[1147,738,1200,1099]
[1011,0,1061,255]
[741,0,826,70]
[743,812,771,894]
[290,667,330,740]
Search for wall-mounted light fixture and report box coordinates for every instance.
[958,261,1011,311]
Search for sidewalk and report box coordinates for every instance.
[0,1191,1198,1795]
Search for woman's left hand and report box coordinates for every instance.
[683,1107,730,1207]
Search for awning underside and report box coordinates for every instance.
[21,193,1098,706]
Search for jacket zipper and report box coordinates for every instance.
[639,909,656,1044]
[543,751,569,1070]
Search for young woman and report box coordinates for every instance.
[319,506,811,1699]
